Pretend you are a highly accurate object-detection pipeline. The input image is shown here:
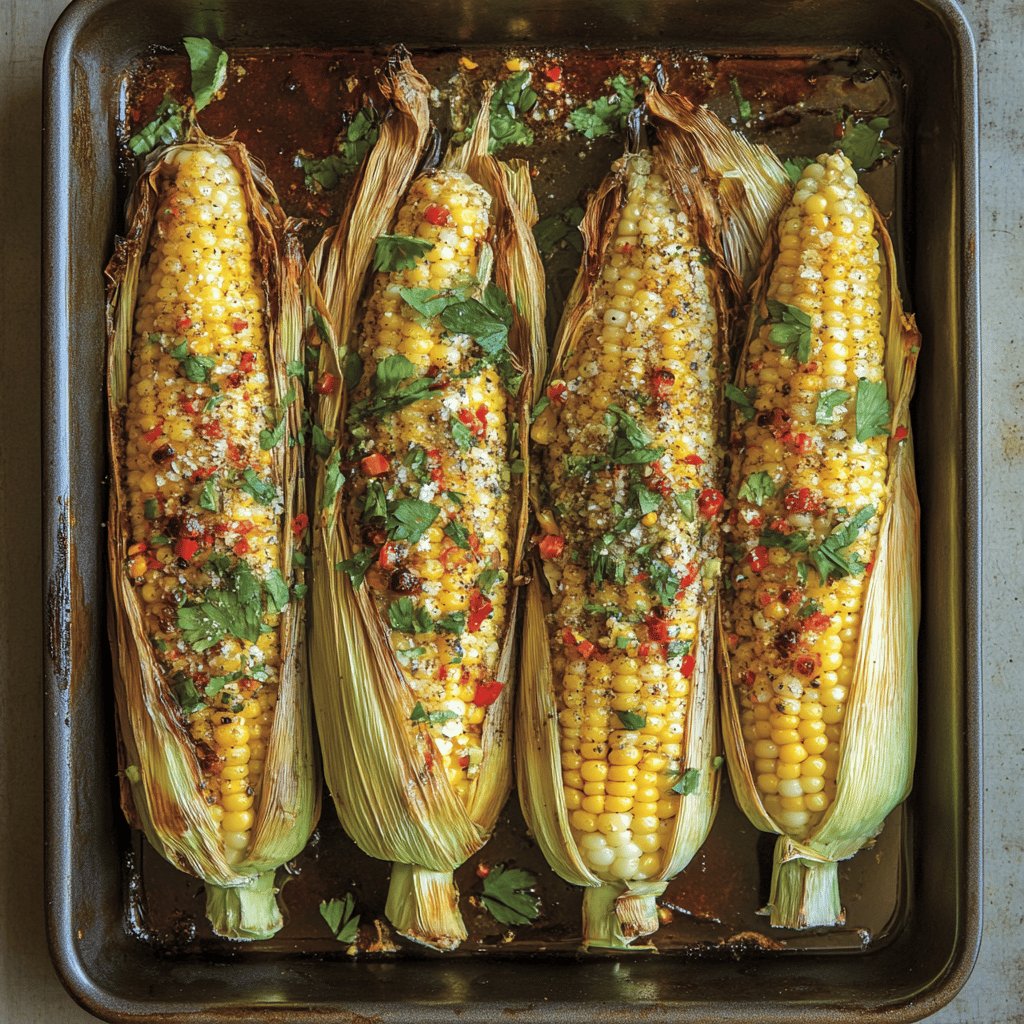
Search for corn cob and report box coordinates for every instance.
[107,135,317,940]
[721,151,920,928]
[308,67,541,951]
[343,170,511,796]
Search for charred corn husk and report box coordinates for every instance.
[519,92,789,949]
[106,130,317,940]
[720,151,920,929]
[308,60,543,951]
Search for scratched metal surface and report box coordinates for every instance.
[5,0,1017,1021]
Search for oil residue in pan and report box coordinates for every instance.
[119,45,907,961]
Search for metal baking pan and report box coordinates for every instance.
[42,0,981,1020]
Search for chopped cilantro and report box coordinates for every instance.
[810,505,875,583]
[567,74,636,139]
[183,36,228,112]
[726,383,757,421]
[171,674,205,715]
[729,76,752,120]
[128,94,184,156]
[319,893,360,944]
[198,476,219,512]
[671,767,701,796]
[855,378,891,442]
[387,498,440,544]
[241,468,276,506]
[617,710,646,730]
[738,471,775,507]
[480,864,541,926]
[444,520,471,550]
[373,234,434,273]
[837,116,894,172]
[765,300,813,363]
[170,340,216,384]
[336,549,375,589]
[816,388,851,425]
[388,597,434,635]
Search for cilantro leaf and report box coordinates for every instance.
[451,417,475,452]
[298,108,379,191]
[567,74,636,139]
[465,71,538,153]
[321,450,345,511]
[783,156,815,183]
[738,471,775,507]
[399,287,460,319]
[810,505,875,583]
[177,561,265,650]
[480,865,541,926]
[726,383,757,421]
[674,488,698,522]
[264,569,291,614]
[729,76,752,120]
[761,528,810,553]
[240,468,276,506]
[476,568,502,595]
[259,414,287,451]
[341,351,364,391]
[128,94,184,156]
[671,767,701,796]
[348,354,434,422]
[410,702,459,726]
[855,378,891,442]
[336,549,375,589]
[617,710,646,730]
[170,340,216,383]
[373,234,434,273]
[533,205,585,256]
[198,476,219,512]
[388,597,434,634]
[171,674,205,715]
[765,300,813,363]
[183,36,228,112]
[837,116,894,172]
[319,894,360,944]
[816,388,851,425]
[387,498,440,544]
[311,424,332,460]
[435,612,466,635]
[444,520,471,550]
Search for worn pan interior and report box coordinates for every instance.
[42,0,980,1021]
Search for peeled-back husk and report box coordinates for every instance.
[517,94,788,950]
[307,65,544,951]
[719,195,921,929]
[105,127,319,941]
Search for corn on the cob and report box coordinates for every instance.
[721,151,920,928]
[533,158,720,884]
[343,170,511,796]
[107,135,317,940]
[308,67,541,952]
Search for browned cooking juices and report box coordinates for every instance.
[121,45,905,958]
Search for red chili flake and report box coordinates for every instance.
[468,533,481,558]
[786,432,812,453]
[439,545,462,571]
[769,517,794,535]
[894,425,909,442]
[175,315,192,332]
[697,488,724,518]
[231,319,249,334]
[430,465,445,484]
[192,467,216,482]
[424,204,451,226]
[226,371,244,389]
[472,679,505,706]
[361,453,390,476]
[291,513,309,538]
[142,423,164,444]
[794,654,821,677]
[213,523,228,535]
[683,454,704,466]
[680,654,696,678]
[784,487,826,515]
[175,537,200,561]
[239,677,258,693]
[317,372,338,395]
[645,611,669,643]
[226,441,245,466]
[239,351,256,374]
[546,381,568,404]
[467,589,494,633]
[197,420,223,440]
[538,534,565,560]
[544,64,562,81]
[233,539,251,556]
[748,546,769,573]
[649,368,675,402]
[801,611,832,633]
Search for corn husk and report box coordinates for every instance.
[307,61,544,951]
[719,192,921,930]
[105,128,319,940]
[517,91,788,950]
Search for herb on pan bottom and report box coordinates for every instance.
[320,893,360,944]
[479,864,541,926]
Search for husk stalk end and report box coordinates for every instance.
[581,882,666,951]
[767,837,844,929]
[385,863,466,951]
[205,870,282,941]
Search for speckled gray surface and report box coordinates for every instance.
[5,0,1018,1020]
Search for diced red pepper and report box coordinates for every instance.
[757,591,773,608]
[697,488,724,518]
[175,537,200,561]
[239,351,256,374]
[748,546,769,573]
[361,453,390,476]
[226,440,245,466]
[618,242,633,256]
[794,654,821,677]
[424,204,451,226]
[175,315,192,332]
[544,64,562,81]
[676,561,698,591]
[231,319,249,334]
[472,679,505,706]
[546,381,568,404]
[894,425,909,442]
[142,423,164,444]
[458,754,471,769]
[649,368,675,402]
[235,521,255,536]
[743,670,756,687]
[317,372,338,395]
[680,654,696,677]
[476,404,488,430]
[538,534,565,560]
[637,642,651,658]
[178,396,199,415]
[683,454,704,466]
[197,420,223,440]
[784,487,826,515]
[467,589,494,633]
[226,371,244,389]
[786,432,812,453]
[233,539,250,556]
[769,517,794,535]
[801,611,832,633]
[576,639,595,659]
[727,632,739,649]
[439,545,463,571]
[378,541,399,570]
[291,513,309,538]
[437,665,449,681]
[645,611,670,643]
[192,467,216,482]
